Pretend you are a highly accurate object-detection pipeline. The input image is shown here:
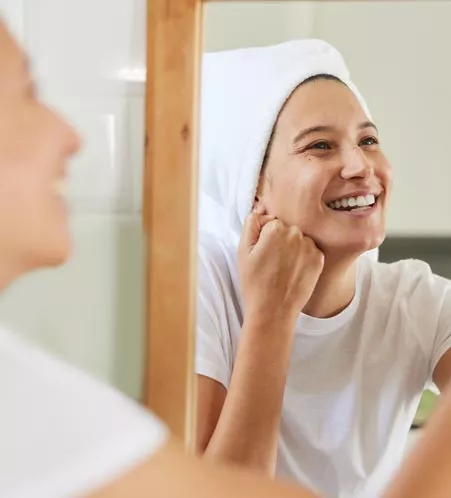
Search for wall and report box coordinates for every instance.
[0,0,147,399]
[204,2,316,51]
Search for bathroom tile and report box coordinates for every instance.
[0,215,145,400]
[42,93,137,213]
[24,0,146,86]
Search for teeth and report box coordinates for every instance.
[356,196,366,207]
[328,194,377,210]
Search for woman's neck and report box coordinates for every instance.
[302,256,358,319]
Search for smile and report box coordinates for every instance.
[326,194,379,213]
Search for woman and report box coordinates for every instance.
[2,16,451,498]
[195,39,451,497]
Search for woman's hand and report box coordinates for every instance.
[238,212,324,324]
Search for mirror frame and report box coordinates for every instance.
[144,0,203,451]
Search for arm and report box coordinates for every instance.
[197,214,324,475]
[383,381,451,498]
[196,375,227,454]
[90,437,320,498]
[430,285,451,392]
[91,390,451,498]
[433,348,451,392]
[200,314,297,474]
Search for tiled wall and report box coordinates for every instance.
[0,0,147,399]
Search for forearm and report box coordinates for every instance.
[204,313,296,475]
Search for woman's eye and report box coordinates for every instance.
[309,141,331,150]
[360,136,379,146]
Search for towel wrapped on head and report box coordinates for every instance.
[198,38,379,262]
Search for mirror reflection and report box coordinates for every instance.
[196,3,451,498]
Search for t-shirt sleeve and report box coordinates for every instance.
[0,328,168,498]
[195,238,234,390]
[429,282,451,384]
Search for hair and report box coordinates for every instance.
[260,73,344,173]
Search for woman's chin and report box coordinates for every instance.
[318,232,386,261]
[47,239,72,268]
[27,234,72,272]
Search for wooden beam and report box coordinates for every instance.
[143,0,202,450]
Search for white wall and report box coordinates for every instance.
[204,2,316,51]
[0,0,147,399]
[204,1,451,237]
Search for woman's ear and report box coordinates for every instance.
[253,196,266,215]
[252,174,266,213]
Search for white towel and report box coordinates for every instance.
[198,38,379,262]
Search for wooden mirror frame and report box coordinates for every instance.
[143,0,203,451]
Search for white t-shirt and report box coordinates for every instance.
[0,327,168,498]
[196,233,451,498]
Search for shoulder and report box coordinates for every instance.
[198,232,240,298]
[0,327,167,497]
[360,257,451,314]
[198,232,236,270]
[364,257,448,291]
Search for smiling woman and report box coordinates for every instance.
[254,74,390,257]
[0,28,81,285]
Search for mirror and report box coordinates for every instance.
[0,0,147,400]
[196,2,451,496]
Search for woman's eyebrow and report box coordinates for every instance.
[292,125,335,146]
[293,120,379,146]
[359,120,379,133]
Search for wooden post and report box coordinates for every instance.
[143,0,202,450]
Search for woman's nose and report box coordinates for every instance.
[340,146,373,180]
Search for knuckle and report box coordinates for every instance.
[288,226,301,238]
[269,219,283,233]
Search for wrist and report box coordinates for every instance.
[243,307,298,333]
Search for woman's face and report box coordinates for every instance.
[256,78,392,258]
[0,23,80,285]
